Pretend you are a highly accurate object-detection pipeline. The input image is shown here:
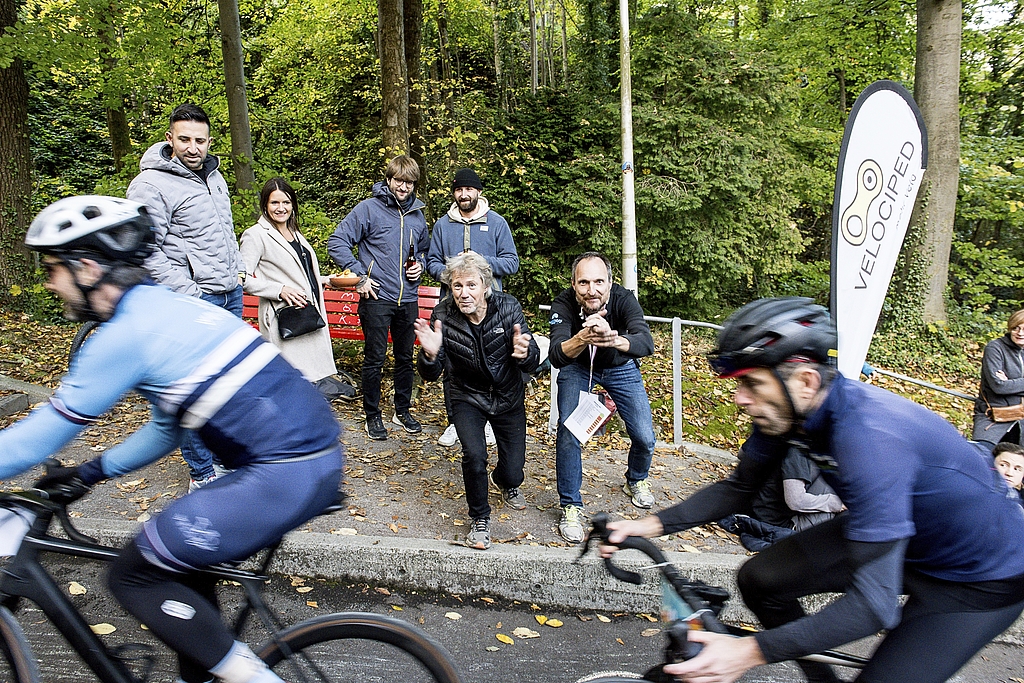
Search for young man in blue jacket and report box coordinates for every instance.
[327,155,429,440]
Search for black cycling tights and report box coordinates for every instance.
[737,518,1024,683]
[108,540,234,683]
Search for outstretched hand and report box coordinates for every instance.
[414,318,443,360]
[511,324,532,360]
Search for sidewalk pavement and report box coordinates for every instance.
[3,373,1022,644]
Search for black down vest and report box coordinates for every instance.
[420,292,539,414]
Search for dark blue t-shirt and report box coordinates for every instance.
[742,376,1024,582]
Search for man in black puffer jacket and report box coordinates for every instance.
[415,252,540,549]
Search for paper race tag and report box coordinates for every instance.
[564,391,612,445]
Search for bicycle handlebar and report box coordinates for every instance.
[0,460,100,546]
[581,512,730,636]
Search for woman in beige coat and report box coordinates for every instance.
[239,178,339,385]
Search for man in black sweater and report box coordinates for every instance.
[548,252,657,543]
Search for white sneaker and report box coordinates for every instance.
[485,422,496,446]
[438,424,459,447]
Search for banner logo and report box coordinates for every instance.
[840,159,883,246]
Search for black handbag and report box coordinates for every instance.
[275,302,325,339]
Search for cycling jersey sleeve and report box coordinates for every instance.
[656,436,785,534]
[754,538,906,662]
[98,405,182,478]
[0,313,180,480]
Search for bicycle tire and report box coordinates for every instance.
[257,612,463,683]
[68,320,101,366]
[0,605,40,683]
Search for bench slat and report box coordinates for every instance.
[242,285,442,343]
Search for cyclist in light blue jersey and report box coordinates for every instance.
[0,196,343,683]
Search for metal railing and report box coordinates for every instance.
[538,306,975,447]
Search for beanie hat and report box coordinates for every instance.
[452,168,483,191]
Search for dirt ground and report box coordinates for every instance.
[1,373,748,557]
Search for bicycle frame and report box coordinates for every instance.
[0,493,285,683]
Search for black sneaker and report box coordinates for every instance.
[391,412,422,434]
[365,415,387,441]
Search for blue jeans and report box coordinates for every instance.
[555,360,656,508]
[180,285,243,480]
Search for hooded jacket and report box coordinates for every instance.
[127,142,241,296]
[426,196,519,293]
[417,292,540,415]
[327,181,428,305]
[973,333,1024,442]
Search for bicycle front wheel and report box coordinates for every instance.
[0,605,40,683]
[257,612,463,683]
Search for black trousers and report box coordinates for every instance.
[451,398,526,520]
[358,298,417,418]
[737,516,1024,683]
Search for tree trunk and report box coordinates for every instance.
[97,3,132,172]
[217,0,255,193]
[528,0,538,93]
[832,68,847,120]
[437,0,457,164]
[404,0,423,164]
[379,0,409,155]
[105,106,132,172]
[560,2,568,89]
[0,0,33,310]
[912,0,961,323]
[491,0,505,108]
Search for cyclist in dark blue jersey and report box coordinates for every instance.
[605,297,1024,683]
[0,196,343,683]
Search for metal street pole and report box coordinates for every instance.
[619,0,638,297]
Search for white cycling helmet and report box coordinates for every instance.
[26,195,155,266]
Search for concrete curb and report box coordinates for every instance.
[0,373,52,405]
[76,519,1024,645]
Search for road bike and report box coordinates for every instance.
[0,464,464,683]
[573,513,869,683]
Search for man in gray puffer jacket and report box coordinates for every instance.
[127,103,244,490]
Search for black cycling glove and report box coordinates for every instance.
[36,458,105,504]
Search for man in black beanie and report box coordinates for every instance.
[427,167,520,448]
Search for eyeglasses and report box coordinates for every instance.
[391,178,415,188]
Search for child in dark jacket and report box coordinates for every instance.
[993,442,1024,507]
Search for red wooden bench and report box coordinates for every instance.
[243,286,442,341]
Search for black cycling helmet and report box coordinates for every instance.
[708,297,837,378]
[25,195,155,266]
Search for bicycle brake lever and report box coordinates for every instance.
[576,512,611,562]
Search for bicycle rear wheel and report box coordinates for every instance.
[257,612,462,683]
[0,606,40,683]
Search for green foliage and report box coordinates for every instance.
[628,4,804,315]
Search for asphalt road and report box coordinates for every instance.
[4,557,1023,683]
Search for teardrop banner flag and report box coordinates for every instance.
[829,80,928,379]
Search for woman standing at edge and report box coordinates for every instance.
[240,178,351,399]
[974,309,1024,450]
